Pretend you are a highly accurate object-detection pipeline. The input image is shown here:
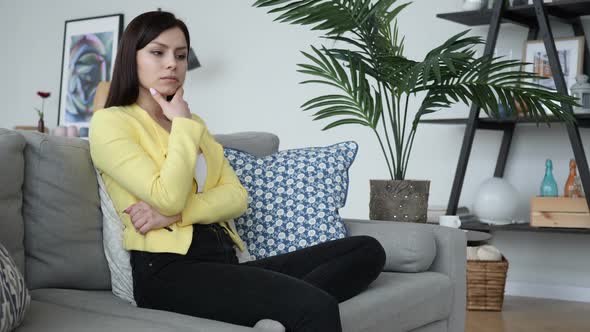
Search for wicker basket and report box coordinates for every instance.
[467,256,509,311]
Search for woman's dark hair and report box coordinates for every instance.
[105,11,190,108]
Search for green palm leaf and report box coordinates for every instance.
[253,0,410,35]
[297,46,381,130]
[254,0,368,35]
[412,55,577,126]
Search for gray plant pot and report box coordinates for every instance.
[369,179,430,223]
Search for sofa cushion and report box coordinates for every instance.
[0,243,30,332]
[344,219,437,273]
[19,132,110,290]
[17,299,251,332]
[339,272,452,332]
[16,300,177,332]
[0,129,26,276]
[214,132,279,158]
[224,141,357,259]
[27,289,255,332]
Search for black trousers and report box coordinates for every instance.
[130,223,386,332]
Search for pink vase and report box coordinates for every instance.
[67,125,79,137]
[53,126,67,136]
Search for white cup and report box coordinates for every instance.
[439,215,462,228]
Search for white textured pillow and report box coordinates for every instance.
[0,243,30,332]
[95,169,135,305]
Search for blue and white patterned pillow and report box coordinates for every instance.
[224,141,358,260]
[0,243,30,332]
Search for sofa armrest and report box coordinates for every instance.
[342,218,466,332]
[342,218,437,273]
[429,223,466,332]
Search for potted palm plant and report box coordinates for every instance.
[253,0,577,222]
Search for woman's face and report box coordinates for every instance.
[136,27,188,97]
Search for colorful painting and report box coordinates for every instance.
[66,32,114,123]
[58,14,123,128]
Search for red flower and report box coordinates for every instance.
[35,91,51,120]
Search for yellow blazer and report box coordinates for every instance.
[89,104,247,254]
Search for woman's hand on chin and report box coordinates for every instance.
[149,86,191,121]
[124,201,180,235]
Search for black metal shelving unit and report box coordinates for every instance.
[425,0,590,233]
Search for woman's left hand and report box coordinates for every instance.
[124,201,180,235]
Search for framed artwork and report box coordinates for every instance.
[57,14,123,129]
[523,36,585,94]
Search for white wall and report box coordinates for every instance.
[2,0,590,301]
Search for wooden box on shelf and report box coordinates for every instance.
[530,197,590,228]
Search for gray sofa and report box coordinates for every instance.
[0,128,466,332]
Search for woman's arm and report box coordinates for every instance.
[90,110,205,215]
[124,201,180,234]
[178,157,249,226]
[125,157,248,231]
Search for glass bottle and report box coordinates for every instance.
[564,159,578,197]
[37,117,45,133]
[540,159,558,197]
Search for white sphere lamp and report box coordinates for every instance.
[472,177,520,225]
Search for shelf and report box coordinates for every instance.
[437,0,590,27]
[437,0,590,219]
[419,114,590,129]
[460,219,590,234]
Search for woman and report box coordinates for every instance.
[90,11,386,332]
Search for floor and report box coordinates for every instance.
[466,296,590,332]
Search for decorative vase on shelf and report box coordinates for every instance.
[540,159,558,197]
[563,159,582,197]
[37,118,45,133]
